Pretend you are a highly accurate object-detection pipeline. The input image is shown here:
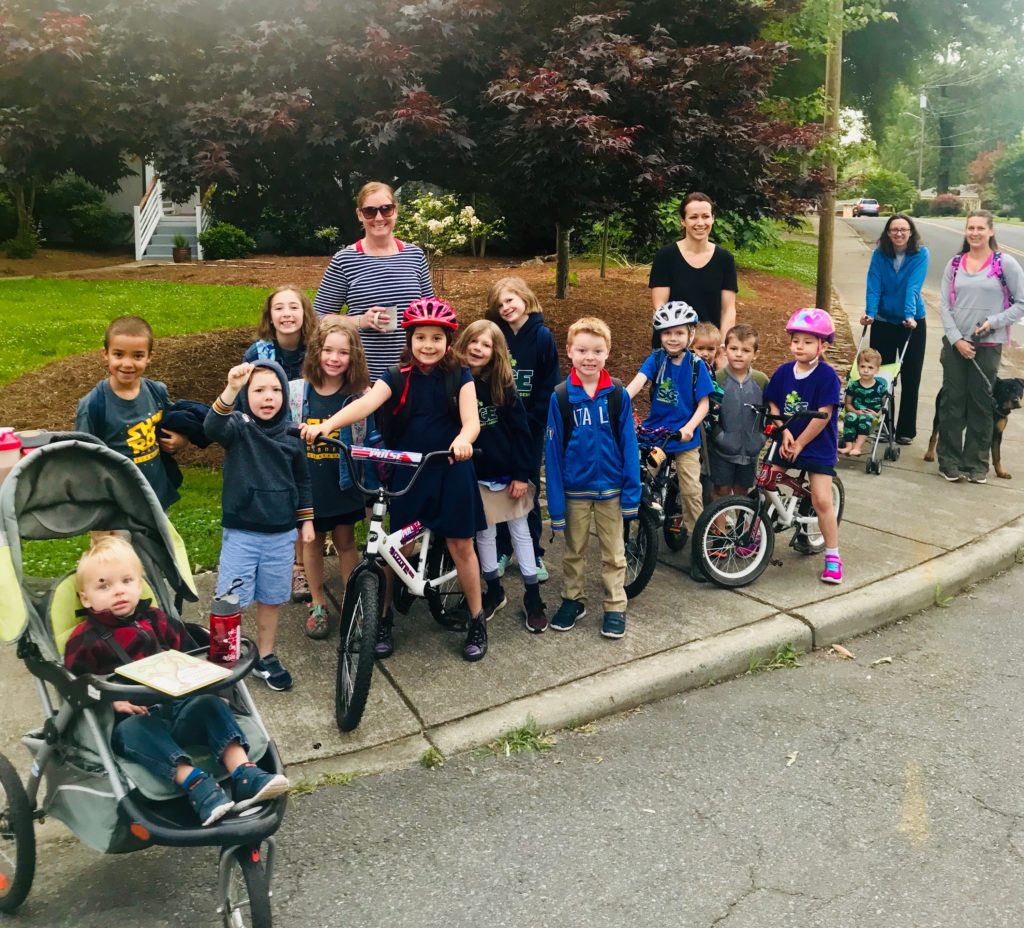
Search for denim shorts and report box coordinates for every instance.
[217,527,298,607]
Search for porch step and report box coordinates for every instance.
[142,216,200,262]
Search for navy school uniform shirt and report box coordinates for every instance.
[472,376,533,483]
[301,386,366,518]
[75,378,178,510]
[638,349,715,454]
[763,360,842,467]
[496,313,560,436]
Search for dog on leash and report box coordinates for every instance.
[924,376,1024,478]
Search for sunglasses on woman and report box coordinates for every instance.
[359,204,396,219]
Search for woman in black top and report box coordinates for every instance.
[649,192,738,362]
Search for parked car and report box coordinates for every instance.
[853,198,880,217]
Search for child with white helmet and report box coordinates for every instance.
[763,308,844,584]
[627,301,715,581]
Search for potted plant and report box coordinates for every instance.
[171,234,191,263]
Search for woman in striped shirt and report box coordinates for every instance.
[313,182,434,381]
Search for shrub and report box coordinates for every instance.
[258,207,322,255]
[930,193,962,216]
[994,141,1024,218]
[66,201,132,250]
[199,222,256,260]
[36,173,106,242]
[912,199,930,216]
[2,224,40,259]
[0,191,17,241]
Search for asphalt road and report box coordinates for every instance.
[843,216,1024,295]
[10,565,1024,927]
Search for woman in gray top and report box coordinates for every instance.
[937,210,1024,483]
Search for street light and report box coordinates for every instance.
[900,111,926,192]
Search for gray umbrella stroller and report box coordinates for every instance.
[843,326,914,475]
[0,432,286,927]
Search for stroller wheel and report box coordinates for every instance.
[866,459,882,475]
[220,844,272,928]
[0,752,35,914]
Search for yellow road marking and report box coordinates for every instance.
[896,760,930,845]
[915,218,1024,260]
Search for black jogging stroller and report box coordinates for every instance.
[0,432,286,927]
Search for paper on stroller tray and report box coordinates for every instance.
[115,650,231,696]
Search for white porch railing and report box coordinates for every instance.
[133,176,164,261]
[195,203,211,261]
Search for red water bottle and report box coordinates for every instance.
[208,579,243,664]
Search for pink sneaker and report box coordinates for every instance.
[820,555,843,584]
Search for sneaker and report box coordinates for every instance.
[895,436,913,446]
[253,653,293,691]
[463,613,488,662]
[968,473,988,484]
[601,611,627,639]
[481,584,507,621]
[535,557,550,583]
[374,608,394,659]
[186,773,235,826]
[940,471,962,483]
[232,764,290,812]
[291,568,311,603]
[550,598,585,631]
[820,555,843,584]
[496,554,512,578]
[524,587,548,634]
[305,604,329,640]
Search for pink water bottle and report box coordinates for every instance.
[0,429,22,487]
[208,580,243,664]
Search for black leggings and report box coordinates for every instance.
[869,318,926,440]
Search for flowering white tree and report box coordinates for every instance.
[395,193,502,290]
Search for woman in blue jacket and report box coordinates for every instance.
[859,214,929,445]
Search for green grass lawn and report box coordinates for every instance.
[0,279,267,386]
[733,239,818,288]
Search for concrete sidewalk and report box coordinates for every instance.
[5,219,1024,786]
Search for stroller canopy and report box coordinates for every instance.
[0,435,197,645]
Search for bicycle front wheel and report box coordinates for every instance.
[624,508,659,599]
[0,752,34,914]
[335,571,379,733]
[693,497,774,588]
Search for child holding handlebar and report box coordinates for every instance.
[301,298,489,663]
[763,309,843,584]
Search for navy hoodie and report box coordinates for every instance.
[495,313,560,435]
[472,376,533,483]
[204,359,313,533]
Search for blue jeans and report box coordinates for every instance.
[111,694,249,782]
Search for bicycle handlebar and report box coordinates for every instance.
[288,427,477,499]
[743,404,828,425]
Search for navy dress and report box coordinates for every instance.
[381,365,485,539]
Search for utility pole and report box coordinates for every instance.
[918,93,927,192]
[815,0,843,311]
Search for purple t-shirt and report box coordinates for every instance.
[763,360,841,467]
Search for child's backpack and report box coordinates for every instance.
[378,363,462,448]
[554,379,625,451]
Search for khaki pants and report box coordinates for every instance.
[674,448,703,533]
[562,497,627,613]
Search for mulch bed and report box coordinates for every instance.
[0,255,853,454]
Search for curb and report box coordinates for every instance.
[287,522,1024,781]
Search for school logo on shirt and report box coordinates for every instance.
[478,399,499,429]
[126,409,163,465]
[305,417,340,461]
[782,390,808,415]
[654,377,679,407]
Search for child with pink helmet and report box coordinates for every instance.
[763,308,844,584]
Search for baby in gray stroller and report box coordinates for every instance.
[65,535,289,825]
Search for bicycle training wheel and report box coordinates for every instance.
[425,540,466,630]
[220,844,272,928]
[0,752,34,914]
[335,571,379,732]
[693,497,774,588]
[624,508,659,599]
[794,474,845,555]
[662,481,687,552]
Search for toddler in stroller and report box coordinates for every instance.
[0,432,288,925]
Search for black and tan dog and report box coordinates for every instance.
[924,376,1024,478]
